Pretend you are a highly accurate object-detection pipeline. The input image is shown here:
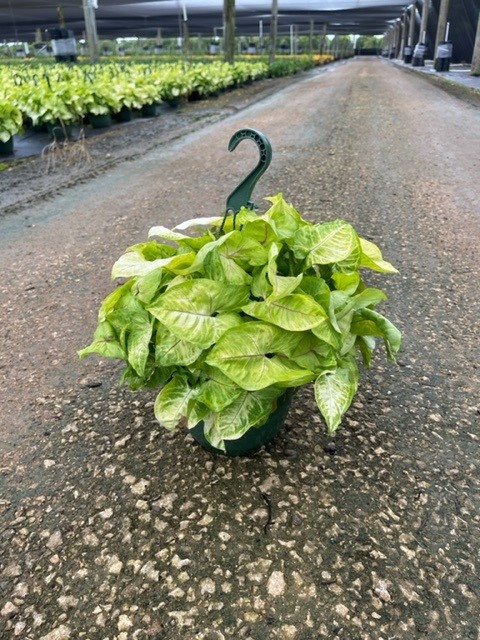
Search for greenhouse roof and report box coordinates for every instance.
[0,0,407,42]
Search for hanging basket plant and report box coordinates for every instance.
[79,185,401,455]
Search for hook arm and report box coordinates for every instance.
[225,128,272,214]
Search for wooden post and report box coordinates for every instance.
[471,11,480,75]
[223,0,235,63]
[82,0,100,63]
[434,0,450,54]
[269,0,278,64]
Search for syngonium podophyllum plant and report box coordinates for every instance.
[79,194,401,451]
[0,99,23,143]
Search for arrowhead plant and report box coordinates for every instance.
[79,194,401,452]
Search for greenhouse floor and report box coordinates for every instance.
[1,58,479,640]
[3,57,480,166]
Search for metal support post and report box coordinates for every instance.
[269,0,278,63]
[82,0,99,63]
[471,11,480,76]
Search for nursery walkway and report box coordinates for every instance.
[0,58,479,640]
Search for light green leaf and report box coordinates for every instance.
[331,272,361,295]
[154,375,196,431]
[98,280,134,322]
[205,321,313,391]
[286,333,337,371]
[356,335,376,367]
[203,248,252,284]
[292,220,360,269]
[314,359,359,434]
[267,242,303,301]
[126,315,154,376]
[148,225,210,252]
[196,366,243,411]
[264,193,308,238]
[148,225,192,243]
[155,323,204,367]
[106,296,154,375]
[251,265,272,300]
[241,218,278,246]
[78,321,126,361]
[335,288,388,319]
[111,242,176,278]
[299,276,331,309]
[133,268,170,305]
[220,230,268,268]
[202,387,284,450]
[359,237,399,274]
[148,279,249,348]
[243,294,328,331]
[350,308,401,361]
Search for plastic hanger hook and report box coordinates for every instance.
[225,128,272,215]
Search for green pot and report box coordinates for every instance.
[89,113,112,129]
[141,103,159,117]
[167,97,181,109]
[47,122,74,140]
[0,136,14,155]
[190,390,293,457]
[115,106,133,122]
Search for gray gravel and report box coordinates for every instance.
[1,58,479,639]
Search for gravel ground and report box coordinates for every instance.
[0,58,479,639]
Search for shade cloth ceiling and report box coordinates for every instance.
[0,0,407,42]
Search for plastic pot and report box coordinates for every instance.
[89,113,112,129]
[0,136,14,155]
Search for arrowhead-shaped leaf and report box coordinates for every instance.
[243,294,328,331]
[264,193,308,238]
[201,387,284,450]
[111,241,176,278]
[148,279,249,348]
[359,237,399,273]
[78,321,126,361]
[351,308,401,361]
[314,359,359,434]
[154,375,196,430]
[196,366,243,412]
[292,220,360,269]
[206,321,313,390]
[155,323,204,367]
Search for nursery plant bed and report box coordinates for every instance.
[0,69,316,217]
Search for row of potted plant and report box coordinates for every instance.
[0,55,334,153]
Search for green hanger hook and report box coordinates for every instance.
[225,128,272,215]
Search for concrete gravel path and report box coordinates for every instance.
[0,58,479,639]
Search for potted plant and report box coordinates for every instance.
[82,80,121,129]
[79,193,401,455]
[0,99,23,155]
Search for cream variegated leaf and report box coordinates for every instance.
[148,279,249,348]
[314,359,359,434]
[154,375,197,431]
[206,321,313,390]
